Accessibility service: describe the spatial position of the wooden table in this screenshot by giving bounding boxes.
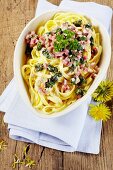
[0,0,113,170]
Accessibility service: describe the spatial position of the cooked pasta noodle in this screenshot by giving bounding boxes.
[22,12,102,114]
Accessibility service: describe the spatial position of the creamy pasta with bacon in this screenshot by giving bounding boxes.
[22,12,102,114]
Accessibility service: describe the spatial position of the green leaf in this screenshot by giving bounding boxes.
[37,41,42,51]
[35,63,44,71]
[73,20,82,27]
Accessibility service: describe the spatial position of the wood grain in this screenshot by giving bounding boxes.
[0,0,113,170]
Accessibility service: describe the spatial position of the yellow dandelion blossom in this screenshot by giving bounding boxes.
[92,80,113,102]
[89,103,111,121]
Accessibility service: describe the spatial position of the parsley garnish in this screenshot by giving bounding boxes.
[42,48,52,59]
[70,39,79,50]
[45,72,62,88]
[90,36,94,46]
[63,29,75,39]
[37,41,42,51]
[78,76,86,85]
[75,88,86,96]
[56,28,63,34]
[85,23,92,29]
[80,57,85,64]
[69,64,75,72]
[73,20,82,27]
[79,36,87,41]
[35,63,43,71]
[47,64,58,73]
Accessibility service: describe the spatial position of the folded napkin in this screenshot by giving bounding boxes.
[0,0,112,154]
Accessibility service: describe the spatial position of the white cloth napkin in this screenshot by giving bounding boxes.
[0,0,112,154]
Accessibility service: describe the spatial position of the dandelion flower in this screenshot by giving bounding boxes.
[89,103,111,121]
[92,80,113,102]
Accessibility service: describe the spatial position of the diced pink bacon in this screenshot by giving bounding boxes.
[83,56,87,60]
[30,38,38,47]
[39,36,45,46]
[62,57,72,66]
[48,45,54,52]
[48,34,56,42]
[38,87,47,94]
[62,79,70,92]
[25,31,38,48]
[76,70,81,77]
[54,49,69,58]
[83,28,89,36]
[43,63,48,69]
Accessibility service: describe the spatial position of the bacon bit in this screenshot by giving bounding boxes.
[77,31,82,35]
[38,87,47,94]
[88,68,93,73]
[87,40,90,44]
[91,47,98,55]
[55,49,69,58]
[91,73,97,79]
[48,45,54,52]
[83,28,89,36]
[62,57,71,66]
[30,38,38,48]
[62,79,70,92]
[76,70,81,76]
[83,56,87,60]
[43,63,48,69]
[84,67,88,72]
[38,83,47,94]
[39,36,45,45]
[69,25,76,31]
[49,34,56,41]
[25,31,38,47]
[76,94,82,99]
[77,54,82,59]
[90,62,96,67]
[94,66,100,73]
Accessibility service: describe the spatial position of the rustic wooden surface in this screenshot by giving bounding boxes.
[0,0,113,170]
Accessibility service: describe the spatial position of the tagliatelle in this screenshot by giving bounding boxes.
[22,12,102,114]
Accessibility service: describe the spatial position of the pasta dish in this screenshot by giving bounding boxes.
[22,12,102,114]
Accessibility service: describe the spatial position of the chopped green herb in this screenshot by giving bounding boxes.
[55,71,62,77]
[77,43,83,51]
[73,20,82,27]
[63,29,75,39]
[56,28,62,34]
[69,39,79,50]
[69,64,75,72]
[75,88,86,96]
[85,23,92,29]
[35,63,44,71]
[56,34,64,41]
[47,64,58,73]
[90,36,94,46]
[80,57,85,64]
[45,72,62,88]
[69,54,75,61]
[45,81,55,88]
[42,48,52,59]
[37,41,42,51]
[46,32,51,35]
[78,76,86,85]
[79,36,87,41]
[54,42,63,52]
